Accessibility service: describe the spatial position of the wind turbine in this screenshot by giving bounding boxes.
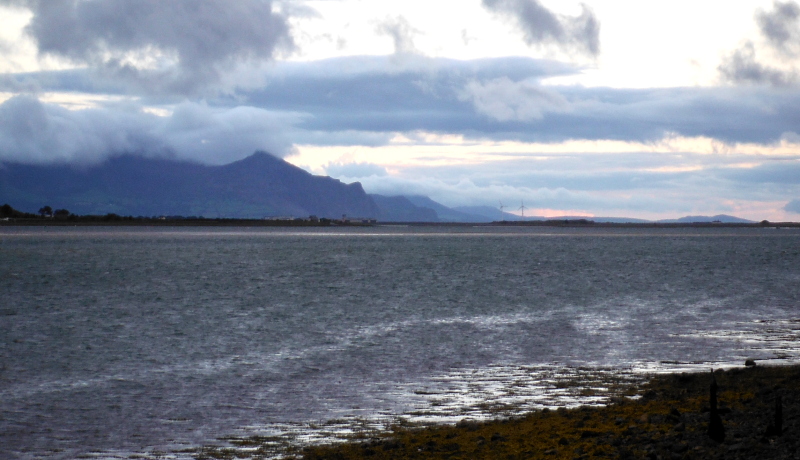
[499,201,506,221]
[519,200,527,220]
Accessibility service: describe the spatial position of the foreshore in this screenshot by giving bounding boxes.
[248,364,800,460]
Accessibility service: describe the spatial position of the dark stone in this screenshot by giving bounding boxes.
[727,443,744,451]
[456,418,480,431]
[381,440,403,450]
[441,443,460,452]
[671,442,688,453]
[745,358,757,367]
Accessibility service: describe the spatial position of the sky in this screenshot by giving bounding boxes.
[1,0,800,220]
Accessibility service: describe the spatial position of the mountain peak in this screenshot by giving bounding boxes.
[0,152,379,219]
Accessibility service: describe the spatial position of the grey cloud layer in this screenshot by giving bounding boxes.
[331,153,800,215]
[4,0,292,94]
[5,56,800,156]
[482,0,599,56]
[235,56,800,145]
[786,199,800,213]
[0,96,294,165]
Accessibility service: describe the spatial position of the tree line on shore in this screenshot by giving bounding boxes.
[1,203,132,221]
[0,203,340,225]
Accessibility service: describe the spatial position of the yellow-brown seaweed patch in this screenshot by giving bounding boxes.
[283,365,800,460]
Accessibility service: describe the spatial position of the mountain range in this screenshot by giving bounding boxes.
[0,151,755,223]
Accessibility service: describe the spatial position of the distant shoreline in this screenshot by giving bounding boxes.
[1,217,799,228]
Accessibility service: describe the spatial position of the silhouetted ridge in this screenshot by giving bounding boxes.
[0,152,379,219]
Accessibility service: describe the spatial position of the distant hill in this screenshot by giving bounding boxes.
[452,205,530,221]
[0,152,379,219]
[548,216,651,224]
[657,214,755,224]
[369,195,438,222]
[404,196,490,222]
[0,155,761,223]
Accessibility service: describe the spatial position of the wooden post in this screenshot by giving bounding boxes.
[708,369,725,442]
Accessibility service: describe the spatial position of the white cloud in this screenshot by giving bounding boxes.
[375,16,422,55]
[325,161,388,178]
[459,77,568,121]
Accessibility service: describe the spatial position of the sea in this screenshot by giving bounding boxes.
[1,225,799,459]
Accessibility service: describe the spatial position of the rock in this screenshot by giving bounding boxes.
[456,418,480,431]
[671,442,688,453]
[580,430,601,439]
[745,358,756,367]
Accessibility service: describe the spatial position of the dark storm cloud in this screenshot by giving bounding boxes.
[482,0,599,57]
[4,0,292,95]
[720,1,800,86]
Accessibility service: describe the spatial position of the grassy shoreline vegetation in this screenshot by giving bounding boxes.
[194,364,799,460]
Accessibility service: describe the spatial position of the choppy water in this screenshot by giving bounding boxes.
[1,226,799,459]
